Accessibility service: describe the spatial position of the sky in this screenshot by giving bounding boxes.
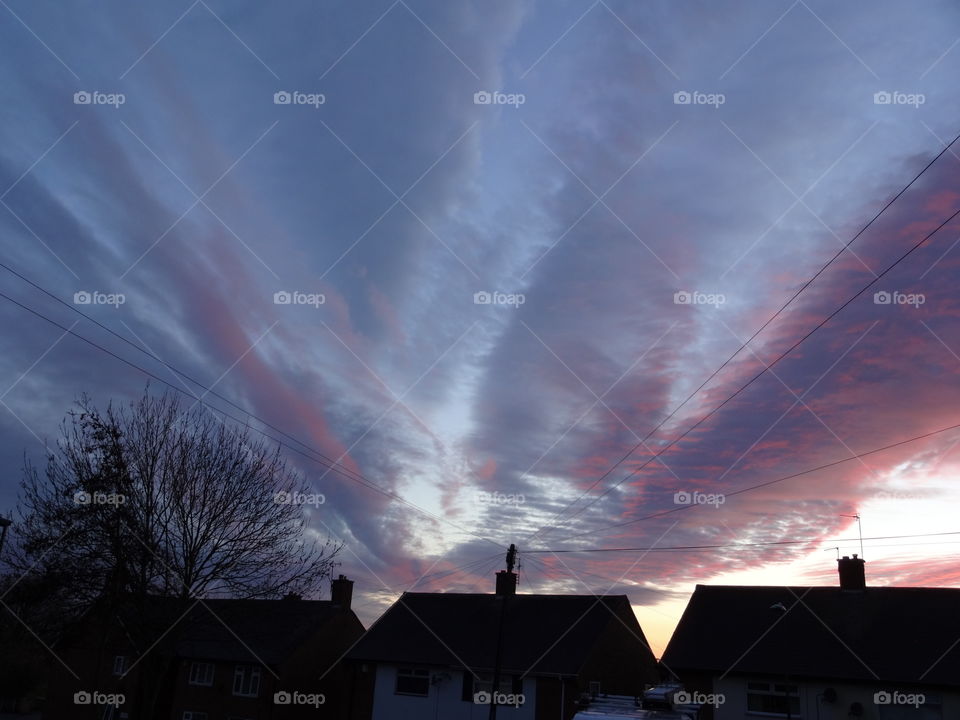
[2,0,960,656]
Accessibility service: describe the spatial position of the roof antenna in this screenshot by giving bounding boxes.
[825,547,840,559]
[840,513,864,558]
[506,543,517,573]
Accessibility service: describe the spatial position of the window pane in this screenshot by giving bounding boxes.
[396,668,430,696]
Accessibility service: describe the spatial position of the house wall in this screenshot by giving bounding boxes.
[276,610,367,719]
[168,658,277,719]
[370,664,536,720]
[709,675,960,720]
[44,632,144,720]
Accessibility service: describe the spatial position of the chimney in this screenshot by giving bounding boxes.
[495,570,517,596]
[837,554,866,591]
[495,543,519,596]
[331,574,353,609]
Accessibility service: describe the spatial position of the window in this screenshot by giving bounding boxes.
[182,713,208,720]
[395,667,430,696]
[112,655,126,676]
[188,662,214,686]
[461,673,522,701]
[747,681,800,717]
[232,665,261,697]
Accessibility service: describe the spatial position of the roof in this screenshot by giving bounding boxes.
[661,584,960,687]
[103,596,358,666]
[348,592,650,675]
[173,598,353,665]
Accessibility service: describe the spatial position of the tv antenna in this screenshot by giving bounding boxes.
[839,513,864,557]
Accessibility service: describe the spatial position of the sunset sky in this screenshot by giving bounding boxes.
[2,0,960,656]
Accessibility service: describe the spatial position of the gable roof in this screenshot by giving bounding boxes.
[173,598,357,665]
[661,585,960,687]
[348,592,653,676]
[92,596,360,666]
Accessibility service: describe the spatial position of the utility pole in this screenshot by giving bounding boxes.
[489,544,517,720]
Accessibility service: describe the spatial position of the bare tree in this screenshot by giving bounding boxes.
[6,388,342,717]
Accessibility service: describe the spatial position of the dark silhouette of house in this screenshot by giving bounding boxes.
[661,555,960,719]
[347,568,660,720]
[45,575,364,719]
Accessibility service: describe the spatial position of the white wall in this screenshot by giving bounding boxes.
[711,676,959,720]
[371,665,536,720]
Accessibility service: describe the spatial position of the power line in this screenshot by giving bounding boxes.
[537,202,960,541]
[526,130,960,543]
[527,530,960,553]
[0,288,505,550]
[0,260,370,485]
[411,553,504,588]
[549,418,960,543]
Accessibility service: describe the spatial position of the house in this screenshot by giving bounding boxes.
[44,575,365,719]
[347,567,660,720]
[661,555,960,719]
